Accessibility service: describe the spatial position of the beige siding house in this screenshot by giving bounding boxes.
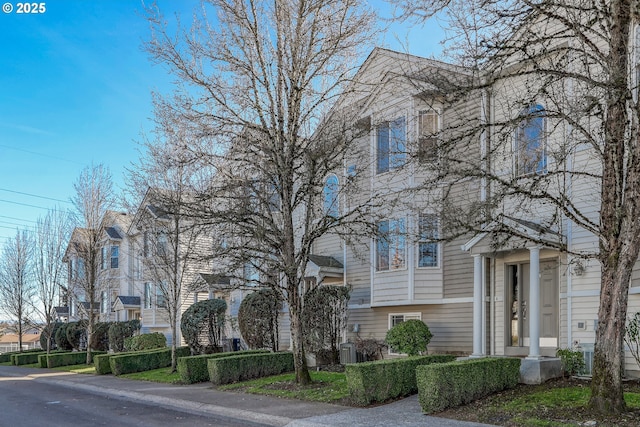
[312,48,480,357]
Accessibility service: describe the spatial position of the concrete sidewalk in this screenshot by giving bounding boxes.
[0,365,495,427]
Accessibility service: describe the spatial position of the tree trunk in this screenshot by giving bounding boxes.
[589,265,630,413]
[288,283,311,385]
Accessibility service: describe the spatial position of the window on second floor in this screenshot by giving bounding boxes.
[376,117,406,174]
[243,262,259,285]
[515,104,546,176]
[376,218,406,271]
[418,214,439,268]
[110,245,119,269]
[418,110,440,162]
[323,174,339,217]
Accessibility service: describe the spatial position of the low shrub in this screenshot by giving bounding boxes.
[417,357,521,414]
[207,352,294,385]
[110,346,190,375]
[345,354,455,406]
[124,332,166,351]
[42,351,106,368]
[556,348,586,377]
[12,351,45,366]
[0,348,43,363]
[94,350,139,375]
[385,319,433,356]
[177,350,268,384]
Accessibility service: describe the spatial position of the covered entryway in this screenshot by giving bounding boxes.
[462,216,565,360]
[506,260,558,356]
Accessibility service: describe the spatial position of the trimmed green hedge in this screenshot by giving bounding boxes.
[345,355,456,405]
[40,351,106,368]
[12,351,46,366]
[0,348,43,364]
[207,352,294,385]
[109,347,190,376]
[178,350,268,384]
[94,351,140,375]
[417,357,521,414]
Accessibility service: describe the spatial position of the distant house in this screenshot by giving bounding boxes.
[0,333,41,353]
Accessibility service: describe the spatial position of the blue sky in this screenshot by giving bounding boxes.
[0,0,443,247]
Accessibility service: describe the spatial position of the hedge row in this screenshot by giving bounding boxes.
[109,347,190,376]
[345,355,456,406]
[0,348,43,363]
[39,351,106,369]
[178,350,268,384]
[417,357,521,414]
[12,351,47,366]
[207,352,294,385]
[94,351,141,375]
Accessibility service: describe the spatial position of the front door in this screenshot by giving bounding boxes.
[506,260,558,355]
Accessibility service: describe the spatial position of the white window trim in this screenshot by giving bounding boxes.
[388,312,422,355]
[375,217,408,273]
[375,115,407,175]
[416,213,441,269]
[417,108,441,162]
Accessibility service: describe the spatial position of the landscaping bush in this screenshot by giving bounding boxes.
[90,322,112,352]
[385,319,433,356]
[181,298,227,354]
[66,320,87,350]
[110,346,190,375]
[93,350,137,375]
[345,354,455,405]
[302,285,350,365]
[108,320,140,352]
[238,289,281,352]
[556,348,586,377]
[42,351,106,368]
[124,332,166,351]
[54,323,74,351]
[0,348,43,363]
[207,352,294,385]
[12,351,45,366]
[177,350,269,384]
[417,357,521,414]
[40,322,62,351]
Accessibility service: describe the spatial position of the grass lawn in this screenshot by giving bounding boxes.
[219,371,350,404]
[118,367,182,384]
[51,364,96,374]
[438,377,640,427]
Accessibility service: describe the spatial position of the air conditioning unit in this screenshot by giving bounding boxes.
[340,342,357,364]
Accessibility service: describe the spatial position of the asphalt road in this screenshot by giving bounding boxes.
[0,370,271,427]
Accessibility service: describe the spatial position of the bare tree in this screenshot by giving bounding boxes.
[128,116,211,372]
[32,208,74,353]
[71,164,115,364]
[391,0,640,414]
[0,230,35,352]
[144,0,377,384]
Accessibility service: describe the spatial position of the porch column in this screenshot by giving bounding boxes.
[528,246,541,359]
[471,254,484,357]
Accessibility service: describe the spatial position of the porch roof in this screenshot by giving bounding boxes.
[461,215,565,256]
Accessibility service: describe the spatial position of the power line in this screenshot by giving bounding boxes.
[0,188,71,204]
[0,215,37,224]
[0,198,53,211]
[0,143,83,165]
